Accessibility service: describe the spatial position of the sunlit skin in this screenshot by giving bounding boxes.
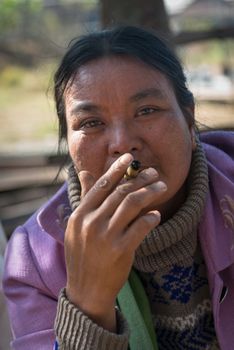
[64,56,196,332]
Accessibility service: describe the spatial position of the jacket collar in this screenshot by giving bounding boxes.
[37,183,71,245]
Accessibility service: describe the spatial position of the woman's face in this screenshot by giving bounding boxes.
[65,56,195,215]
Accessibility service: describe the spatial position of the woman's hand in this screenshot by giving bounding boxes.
[65,153,167,331]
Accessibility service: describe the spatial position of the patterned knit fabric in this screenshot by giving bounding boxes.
[138,247,219,350]
[67,138,220,350]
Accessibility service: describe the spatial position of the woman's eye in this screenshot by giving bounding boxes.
[137,107,158,116]
[80,119,103,129]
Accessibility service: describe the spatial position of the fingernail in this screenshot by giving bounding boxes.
[146,212,161,224]
[143,168,158,177]
[119,153,133,165]
[78,171,94,183]
[157,181,167,191]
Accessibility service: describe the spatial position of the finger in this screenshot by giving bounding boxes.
[97,167,159,217]
[122,211,161,251]
[77,153,133,212]
[109,180,167,233]
[78,171,96,199]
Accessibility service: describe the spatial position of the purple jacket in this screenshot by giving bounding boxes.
[3,131,234,350]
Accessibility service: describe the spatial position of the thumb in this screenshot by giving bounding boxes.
[78,170,96,199]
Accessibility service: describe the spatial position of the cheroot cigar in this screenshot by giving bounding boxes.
[124,160,141,180]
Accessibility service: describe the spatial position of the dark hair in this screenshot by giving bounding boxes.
[54,26,194,150]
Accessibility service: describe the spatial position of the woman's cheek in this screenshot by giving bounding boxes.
[68,132,106,178]
[68,132,89,169]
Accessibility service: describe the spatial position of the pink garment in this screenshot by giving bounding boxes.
[198,132,234,350]
[0,223,12,350]
[3,131,234,350]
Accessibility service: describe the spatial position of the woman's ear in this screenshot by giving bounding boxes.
[184,105,195,127]
[190,127,197,151]
[183,105,197,150]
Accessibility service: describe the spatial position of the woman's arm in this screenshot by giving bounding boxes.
[3,224,129,350]
[3,226,56,350]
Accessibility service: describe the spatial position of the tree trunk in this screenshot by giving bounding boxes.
[100,0,171,37]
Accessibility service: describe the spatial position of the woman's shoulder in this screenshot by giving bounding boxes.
[200,130,234,178]
[3,183,69,297]
[20,182,70,238]
[200,130,234,160]
[5,182,69,269]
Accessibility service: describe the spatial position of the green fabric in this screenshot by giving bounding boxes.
[117,269,158,350]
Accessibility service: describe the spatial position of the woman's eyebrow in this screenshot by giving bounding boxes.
[129,88,166,102]
[69,101,101,116]
[69,88,166,116]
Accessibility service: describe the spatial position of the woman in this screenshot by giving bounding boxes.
[3,26,234,350]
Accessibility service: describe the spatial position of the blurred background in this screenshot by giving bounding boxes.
[0,0,234,238]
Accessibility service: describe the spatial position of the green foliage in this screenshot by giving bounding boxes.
[0,0,20,30]
[0,0,42,32]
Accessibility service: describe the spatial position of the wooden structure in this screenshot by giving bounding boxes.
[0,153,67,238]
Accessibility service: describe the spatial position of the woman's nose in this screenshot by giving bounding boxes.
[108,124,142,157]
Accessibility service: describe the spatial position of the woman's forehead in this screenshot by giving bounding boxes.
[66,56,174,101]
[73,55,165,81]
